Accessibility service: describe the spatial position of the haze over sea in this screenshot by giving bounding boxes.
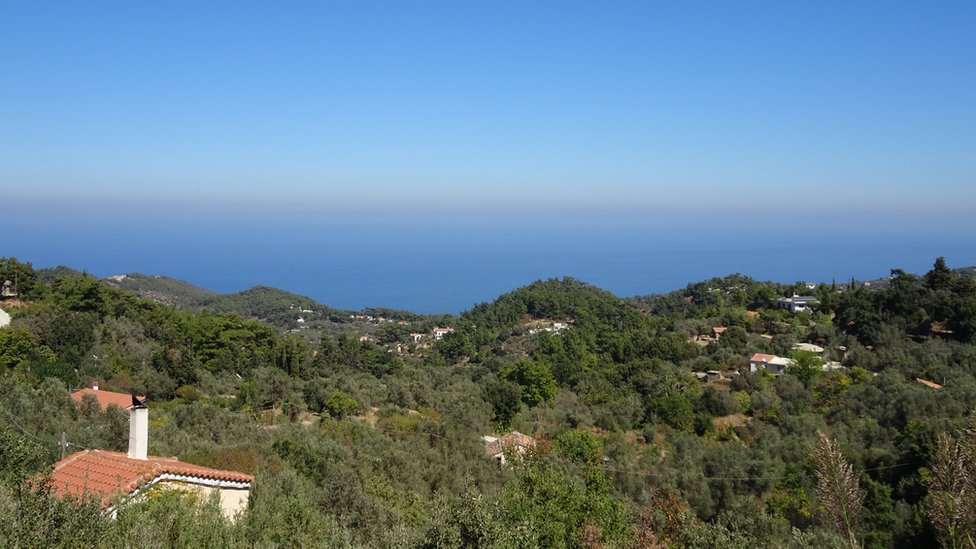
[6,202,974,314]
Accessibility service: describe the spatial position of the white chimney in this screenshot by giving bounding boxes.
[128,405,148,460]
[92,382,99,391]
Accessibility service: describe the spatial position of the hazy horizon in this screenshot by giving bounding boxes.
[6,208,973,313]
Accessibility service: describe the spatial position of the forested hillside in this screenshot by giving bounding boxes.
[2,256,976,548]
[103,273,351,333]
[102,272,219,307]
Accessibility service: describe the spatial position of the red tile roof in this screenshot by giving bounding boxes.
[50,450,254,509]
[750,353,776,363]
[70,388,140,411]
[712,327,727,334]
[484,431,535,456]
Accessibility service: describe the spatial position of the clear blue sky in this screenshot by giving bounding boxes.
[3,1,975,221]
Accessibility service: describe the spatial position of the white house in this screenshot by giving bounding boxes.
[791,342,825,354]
[749,353,791,376]
[777,295,818,313]
[432,327,454,340]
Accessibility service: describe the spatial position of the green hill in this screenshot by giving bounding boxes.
[103,273,217,307]
[200,285,346,324]
[460,276,645,332]
[438,277,657,365]
[101,273,353,332]
[35,265,85,283]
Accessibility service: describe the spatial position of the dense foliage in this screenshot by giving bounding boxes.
[1,256,975,547]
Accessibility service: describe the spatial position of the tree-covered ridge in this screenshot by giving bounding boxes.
[0,273,294,399]
[99,271,447,341]
[632,272,810,317]
[103,272,219,307]
[832,259,976,346]
[439,277,653,360]
[2,256,976,547]
[201,285,347,324]
[464,277,646,328]
[100,272,443,340]
[103,272,352,331]
[35,265,85,284]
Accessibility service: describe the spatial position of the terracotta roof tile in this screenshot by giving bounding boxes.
[50,450,253,509]
[70,388,139,411]
[483,431,535,456]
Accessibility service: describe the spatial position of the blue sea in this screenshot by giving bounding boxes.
[5,204,975,314]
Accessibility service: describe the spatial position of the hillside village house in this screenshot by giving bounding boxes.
[432,327,454,340]
[482,431,535,465]
[70,383,143,411]
[777,295,818,313]
[527,321,570,335]
[749,353,791,376]
[791,342,825,354]
[52,393,253,519]
[750,351,844,376]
